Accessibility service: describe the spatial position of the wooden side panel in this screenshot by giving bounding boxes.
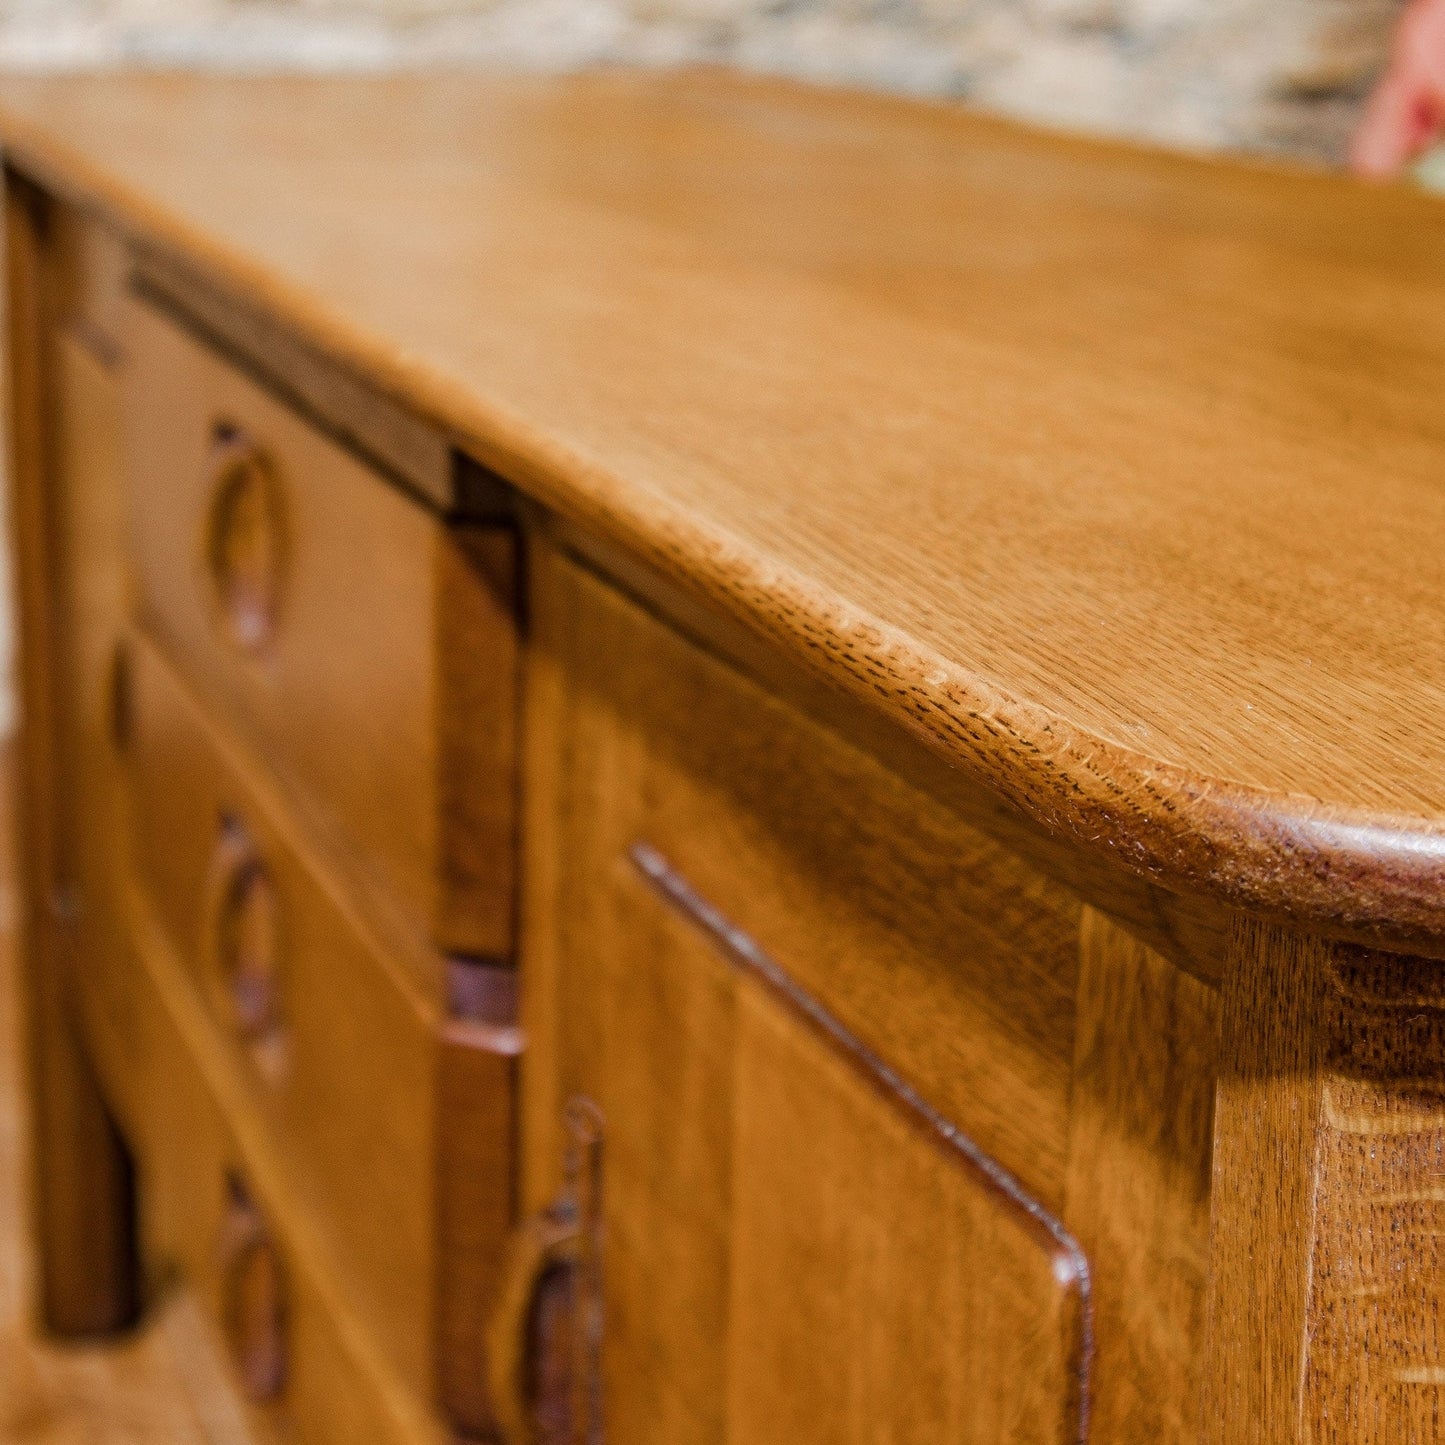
[433,1012,522,1437]
[561,874,739,1445]
[536,847,1087,1445]
[1205,920,1325,1445]
[3,172,137,1334]
[528,765,738,1445]
[50,334,127,898]
[433,525,520,961]
[1063,908,1217,1445]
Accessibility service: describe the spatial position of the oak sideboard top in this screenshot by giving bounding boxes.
[2,68,1443,942]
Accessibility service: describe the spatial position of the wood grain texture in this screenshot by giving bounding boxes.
[116,887,448,1445]
[540,511,1233,988]
[123,630,519,1437]
[525,544,1081,1208]
[1,70,1444,940]
[1302,945,1445,1441]
[434,994,521,1438]
[123,296,519,965]
[0,748,251,1445]
[1205,919,1325,1445]
[521,542,1089,1442]
[1206,922,1445,1443]
[725,966,1086,1445]
[123,630,437,1393]
[3,171,137,1338]
[132,260,456,510]
[433,523,521,966]
[533,842,1088,1445]
[1063,908,1217,1445]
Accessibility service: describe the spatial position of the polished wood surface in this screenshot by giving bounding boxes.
[523,543,1082,1207]
[2,69,1444,943]
[3,171,137,1339]
[134,264,457,510]
[124,297,519,966]
[0,746,247,1445]
[1207,923,1445,1444]
[6,187,514,1440]
[9,75,1445,1445]
[123,630,516,1417]
[522,547,1090,1442]
[1063,909,1216,1445]
[115,892,446,1445]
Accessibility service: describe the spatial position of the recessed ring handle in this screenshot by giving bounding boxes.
[203,426,285,652]
[204,814,284,1060]
[218,1173,287,1403]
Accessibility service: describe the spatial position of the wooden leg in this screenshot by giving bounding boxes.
[6,172,139,1337]
[22,912,138,1335]
[1206,918,1445,1444]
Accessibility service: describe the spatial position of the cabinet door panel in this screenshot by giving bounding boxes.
[520,545,1089,1444]
[728,977,1081,1445]
[595,880,735,1445]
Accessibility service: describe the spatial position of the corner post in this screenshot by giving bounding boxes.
[1206,916,1445,1444]
[5,167,137,1334]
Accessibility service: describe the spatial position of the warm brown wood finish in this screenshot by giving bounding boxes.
[4,171,137,1337]
[1064,909,1217,1445]
[1207,923,1445,1444]
[523,547,1081,1207]
[7,71,1445,1445]
[5,186,523,1439]
[522,549,1090,1442]
[122,630,519,1425]
[124,297,519,966]
[133,258,458,510]
[0,748,247,1445]
[109,893,450,1445]
[5,70,1445,946]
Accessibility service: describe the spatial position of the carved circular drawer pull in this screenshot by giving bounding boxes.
[204,426,285,652]
[219,1175,288,1403]
[207,815,284,1067]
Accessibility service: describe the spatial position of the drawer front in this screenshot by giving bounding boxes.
[74,914,446,1445]
[122,296,518,959]
[123,631,518,1433]
[515,551,1089,1443]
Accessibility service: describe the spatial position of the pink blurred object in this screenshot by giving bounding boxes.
[1352,0,1445,176]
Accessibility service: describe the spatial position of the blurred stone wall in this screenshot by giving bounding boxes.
[0,0,1405,160]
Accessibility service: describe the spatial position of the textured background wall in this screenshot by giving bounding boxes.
[0,0,1406,161]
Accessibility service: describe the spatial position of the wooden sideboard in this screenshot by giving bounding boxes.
[2,68,1444,1445]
